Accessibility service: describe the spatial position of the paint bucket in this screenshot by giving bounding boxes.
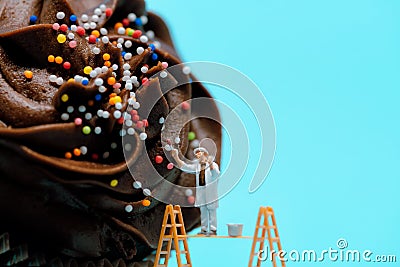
[227,223,243,237]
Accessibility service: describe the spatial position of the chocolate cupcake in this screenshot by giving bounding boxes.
[0,0,221,266]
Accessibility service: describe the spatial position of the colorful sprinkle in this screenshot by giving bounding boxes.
[105,8,112,17]
[81,77,89,85]
[48,55,55,62]
[69,40,77,48]
[88,34,97,44]
[132,30,142,39]
[70,14,77,22]
[59,24,68,32]
[110,179,118,187]
[65,152,72,159]
[187,196,195,204]
[61,94,69,102]
[167,163,174,170]
[57,33,67,43]
[29,15,37,24]
[24,70,33,79]
[188,132,196,141]
[83,66,92,75]
[142,199,151,207]
[181,101,190,110]
[155,155,163,164]
[143,188,151,196]
[91,30,100,37]
[74,118,82,125]
[63,61,71,70]
[102,53,110,60]
[82,126,91,135]
[76,26,85,36]
[107,76,116,85]
[73,148,81,156]
[52,23,60,30]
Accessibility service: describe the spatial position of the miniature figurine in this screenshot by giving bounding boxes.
[171,147,220,236]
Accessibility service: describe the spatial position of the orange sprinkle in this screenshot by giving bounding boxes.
[102,53,110,61]
[142,199,151,207]
[109,98,116,105]
[24,70,33,79]
[91,30,100,37]
[107,76,116,85]
[68,78,75,83]
[73,148,81,156]
[48,55,55,63]
[55,56,63,64]
[104,60,111,67]
[65,152,72,159]
[114,22,123,31]
[109,93,117,98]
[112,41,117,46]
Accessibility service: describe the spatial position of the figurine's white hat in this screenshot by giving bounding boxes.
[193,147,209,155]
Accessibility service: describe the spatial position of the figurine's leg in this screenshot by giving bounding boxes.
[199,205,208,234]
[209,208,217,234]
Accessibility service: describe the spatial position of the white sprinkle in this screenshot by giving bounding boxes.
[122,76,130,82]
[124,53,132,60]
[97,109,104,117]
[124,143,132,151]
[74,75,83,83]
[103,151,109,159]
[78,105,86,112]
[136,47,144,55]
[99,4,106,11]
[56,12,65,20]
[146,30,155,39]
[49,75,57,82]
[174,137,181,144]
[61,113,69,120]
[85,113,92,120]
[117,27,125,35]
[164,144,172,151]
[56,77,63,85]
[123,70,131,76]
[143,188,151,196]
[125,83,133,90]
[95,67,102,74]
[132,102,140,109]
[67,106,74,113]
[103,111,110,119]
[70,25,77,31]
[100,28,108,35]
[83,22,90,30]
[133,181,142,189]
[92,47,101,54]
[140,16,148,25]
[90,70,98,78]
[116,43,123,49]
[112,64,118,70]
[141,66,148,73]
[139,35,148,43]
[101,36,109,44]
[123,63,131,70]
[128,13,137,22]
[124,40,132,48]
[91,15,99,22]
[160,70,167,78]
[95,78,103,86]
[130,76,138,82]
[127,127,135,135]
[130,92,136,98]
[190,139,200,148]
[94,8,102,16]
[139,132,147,141]
[67,32,75,39]
[89,22,97,29]
[101,66,109,73]
[125,119,133,127]
[128,98,135,105]
[125,205,133,213]
[115,102,123,110]
[94,126,102,134]
[185,189,193,197]
[111,142,117,149]
[113,110,122,119]
[80,146,88,155]
[81,14,89,22]
[182,66,191,75]
[159,117,165,124]
[98,85,107,93]
[119,129,126,136]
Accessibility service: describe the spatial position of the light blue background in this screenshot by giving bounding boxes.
[146,0,400,266]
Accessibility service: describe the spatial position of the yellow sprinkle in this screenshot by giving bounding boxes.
[83,66,92,75]
[68,78,74,83]
[103,53,110,61]
[91,30,100,37]
[61,94,69,102]
[110,179,118,187]
[24,70,33,79]
[48,55,55,62]
[114,96,122,103]
[55,56,63,64]
[57,34,67,43]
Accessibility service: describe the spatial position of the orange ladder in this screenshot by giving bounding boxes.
[153,205,192,267]
[248,206,285,267]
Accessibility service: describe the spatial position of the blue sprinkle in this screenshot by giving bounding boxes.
[135,18,142,26]
[82,78,89,85]
[70,15,77,23]
[29,15,37,24]
[149,44,156,51]
[121,51,126,57]
[95,94,102,101]
[189,78,193,83]
[151,53,158,60]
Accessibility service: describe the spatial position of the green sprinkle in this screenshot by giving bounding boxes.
[82,126,91,135]
[188,131,196,141]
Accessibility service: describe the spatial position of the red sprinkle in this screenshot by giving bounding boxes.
[132,30,142,38]
[117,117,124,124]
[136,121,144,128]
[167,163,174,170]
[105,8,112,17]
[141,77,149,85]
[76,26,85,36]
[74,118,82,125]
[63,61,71,70]
[142,119,148,127]
[88,34,97,44]
[59,24,68,32]
[181,101,190,111]
[132,114,140,122]
[122,18,130,27]
[130,110,138,116]
[155,155,163,164]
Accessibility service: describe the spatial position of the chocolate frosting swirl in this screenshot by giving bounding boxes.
[0,0,221,264]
